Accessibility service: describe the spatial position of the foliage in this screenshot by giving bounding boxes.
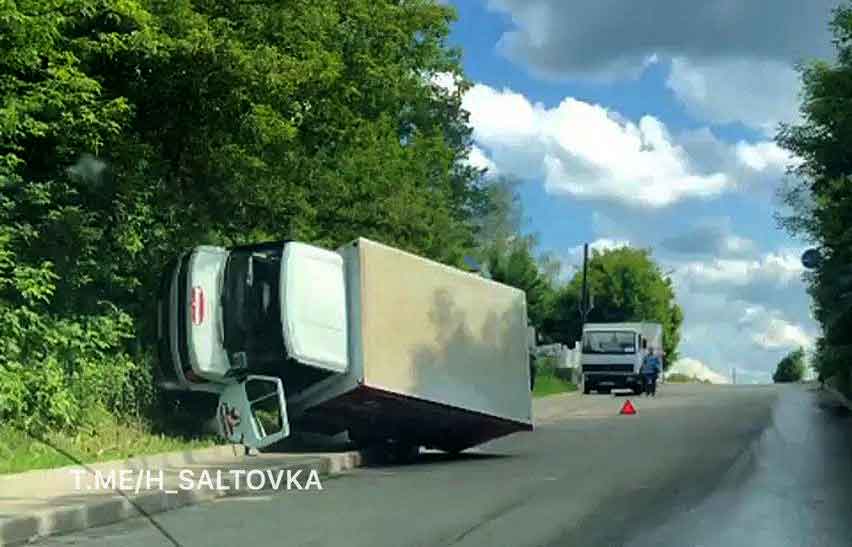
[0,302,150,432]
[541,247,682,367]
[776,3,852,388]
[0,414,214,475]
[772,347,807,383]
[532,375,577,398]
[482,233,557,330]
[0,0,486,434]
[532,356,577,398]
[475,176,558,330]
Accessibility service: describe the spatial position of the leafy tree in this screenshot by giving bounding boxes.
[772,348,807,383]
[542,247,682,368]
[776,3,852,387]
[483,234,557,330]
[473,176,558,330]
[0,0,491,432]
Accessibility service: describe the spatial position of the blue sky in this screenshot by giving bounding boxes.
[441,0,838,383]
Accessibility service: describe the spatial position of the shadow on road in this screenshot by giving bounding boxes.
[266,433,354,454]
[362,450,511,469]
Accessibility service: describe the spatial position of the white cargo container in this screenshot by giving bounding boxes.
[157,238,533,457]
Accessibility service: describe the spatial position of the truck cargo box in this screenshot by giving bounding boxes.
[291,238,533,451]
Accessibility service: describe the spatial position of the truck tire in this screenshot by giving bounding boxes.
[583,383,592,394]
[367,442,419,465]
[389,443,420,464]
[350,430,419,465]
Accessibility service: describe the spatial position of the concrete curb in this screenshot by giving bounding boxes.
[0,451,362,547]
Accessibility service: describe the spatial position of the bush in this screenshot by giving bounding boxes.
[0,303,151,433]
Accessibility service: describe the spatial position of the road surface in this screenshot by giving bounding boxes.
[34,384,852,547]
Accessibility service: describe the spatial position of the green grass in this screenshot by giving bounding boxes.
[533,374,578,398]
[0,416,217,475]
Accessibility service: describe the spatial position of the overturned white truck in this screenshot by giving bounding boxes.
[157,238,533,458]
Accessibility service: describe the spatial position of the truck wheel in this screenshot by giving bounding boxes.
[392,443,420,464]
[583,383,592,394]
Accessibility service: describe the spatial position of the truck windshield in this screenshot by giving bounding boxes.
[222,244,286,371]
[583,331,637,354]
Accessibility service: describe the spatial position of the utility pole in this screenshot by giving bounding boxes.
[580,243,589,323]
[732,368,737,385]
[578,243,592,344]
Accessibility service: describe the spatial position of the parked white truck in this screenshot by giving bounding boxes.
[156,237,533,458]
[580,322,663,395]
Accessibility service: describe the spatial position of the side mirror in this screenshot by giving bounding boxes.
[642,339,648,349]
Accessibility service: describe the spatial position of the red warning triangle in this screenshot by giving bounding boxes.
[620,400,637,415]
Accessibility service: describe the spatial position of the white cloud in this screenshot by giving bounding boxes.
[430,71,460,95]
[564,238,630,264]
[486,0,833,80]
[462,84,796,207]
[660,222,756,258]
[462,84,733,207]
[675,250,805,291]
[677,128,794,198]
[667,357,731,384]
[664,247,818,377]
[588,238,630,253]
[484,1,834,130]
[558,238,631,278]
[735,141,796,172]
[739,306,815,351]
[465,145,499,175]
[667,58,802,133]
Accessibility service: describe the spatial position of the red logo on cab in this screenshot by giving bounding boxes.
[191,286,205,326]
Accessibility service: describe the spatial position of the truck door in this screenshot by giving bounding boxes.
[280,243,349,373]
[216,375,289,448]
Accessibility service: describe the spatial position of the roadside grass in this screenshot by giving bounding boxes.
[533,374,578,398]
[532,356,578,398]
[0,414,217,475]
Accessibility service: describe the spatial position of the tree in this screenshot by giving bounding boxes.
[474,177,557,331]
[772,348,807,383]
[776,3,852,388]
[482,234,557,330]
[542,247,682,368]
[0,0,491,431]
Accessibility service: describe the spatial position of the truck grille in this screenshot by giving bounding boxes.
[582,364,634,373]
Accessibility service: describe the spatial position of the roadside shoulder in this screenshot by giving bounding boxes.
[0,446,362,546]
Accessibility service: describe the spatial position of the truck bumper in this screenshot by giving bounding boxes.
[583,373,641,389]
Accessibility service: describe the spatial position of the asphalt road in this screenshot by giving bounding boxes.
[35,383,852,547]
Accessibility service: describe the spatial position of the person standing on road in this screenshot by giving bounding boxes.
[640,348,662,397]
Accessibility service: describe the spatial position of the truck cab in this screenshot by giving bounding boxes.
[580,322,663,394]
[156,240,350,447]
